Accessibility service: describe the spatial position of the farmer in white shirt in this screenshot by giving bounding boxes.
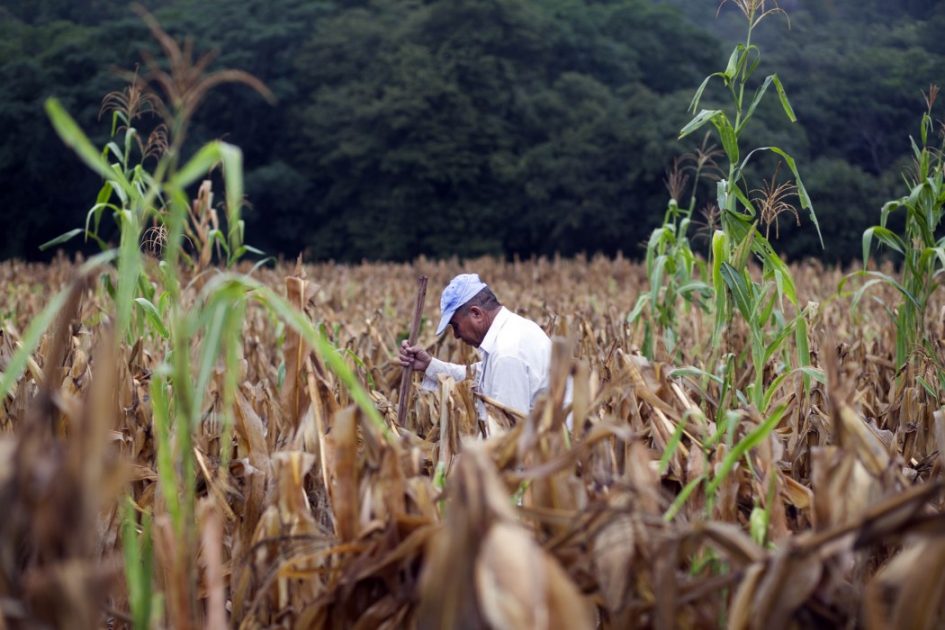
[398,273,556,423]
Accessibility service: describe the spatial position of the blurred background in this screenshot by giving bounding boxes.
[1,0,942,264]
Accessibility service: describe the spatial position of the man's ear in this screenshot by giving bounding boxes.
[468,305,483,320]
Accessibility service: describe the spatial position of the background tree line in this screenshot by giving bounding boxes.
[2,0,944,263]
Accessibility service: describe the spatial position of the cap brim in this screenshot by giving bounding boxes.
[436,309,455,336]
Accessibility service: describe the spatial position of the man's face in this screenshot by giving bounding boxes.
[449,306,486,347]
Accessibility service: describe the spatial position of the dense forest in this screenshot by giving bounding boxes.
[2,0,944,263]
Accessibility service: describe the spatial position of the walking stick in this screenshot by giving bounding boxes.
[397,275,428,426]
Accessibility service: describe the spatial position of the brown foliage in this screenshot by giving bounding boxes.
[0,255,944,627]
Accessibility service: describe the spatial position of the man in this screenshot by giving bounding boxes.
[398,273,558,424]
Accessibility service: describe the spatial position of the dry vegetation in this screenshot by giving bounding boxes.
[1,254,944,628]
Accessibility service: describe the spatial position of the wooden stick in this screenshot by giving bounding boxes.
[397,275,428,426]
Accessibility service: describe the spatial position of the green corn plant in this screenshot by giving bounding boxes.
[860,86,945,376]
[659,1,826,547]
[5,10,394,626]
[678,0,822,411]
[122,497,157,630]
[628,139,721,361]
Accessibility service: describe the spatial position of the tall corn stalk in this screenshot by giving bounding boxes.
[2,10,391,628]
[658,0,825,544]
[860,86,945,378]
[676,0,822,407]
[628,139,721,361]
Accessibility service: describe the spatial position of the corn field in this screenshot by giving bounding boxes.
[6,2,945,627]
[2,253,945,628]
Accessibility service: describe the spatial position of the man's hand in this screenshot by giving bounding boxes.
[398,340,432,373]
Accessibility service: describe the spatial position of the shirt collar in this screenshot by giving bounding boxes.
[479,307,510,355]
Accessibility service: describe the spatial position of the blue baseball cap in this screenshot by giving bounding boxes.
[436,273,488,335]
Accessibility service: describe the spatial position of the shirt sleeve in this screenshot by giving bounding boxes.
[483,355,532,416]
[420,357,473,392]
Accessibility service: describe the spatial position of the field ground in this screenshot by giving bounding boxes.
[1,255,943,628]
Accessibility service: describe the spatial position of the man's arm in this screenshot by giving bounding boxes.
[399,341,472,391]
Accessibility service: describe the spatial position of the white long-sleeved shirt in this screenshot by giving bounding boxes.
[421,307,554,419]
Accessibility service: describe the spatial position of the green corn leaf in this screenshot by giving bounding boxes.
[137,273,155,302]
[678,281,713,299]
[884,197,905,230]
[796,366,826,384]
[858,271,921,309]
[219,297,243,474]
[688,72,727,114]
[627,293,650,324]
[207,228,229,254]
[433,461,448,493]
[916,375,937,398]
[150,370,182,532]
[740,45,762,80]
[650,255,668,307]
[645,227,670,273]
[123,127,137,165]
[729,183,756,220]
[105,141,125,164]
[740,74,775,132]
[663,326,676,354]
[761,370,790,413]
[680,109,724,140]
[895,306,915,368]
[720,262,754,321]
[197,275,392,443]
[659,413,689,475]
[711,230,729,341]
[39,228,85,251]
[712,113,739,164]
[219,143,244,260]
[768,146,822,248]
[170,141,223,190]
[345,348,376,389]
[753,284,777,328]
[707,403,788,496]
[642,320,654,358]
[134,298,169,339]
[773,268,786,304]
[795,309,812,389]
[739,75,796,134]
[87,182,116,236]
[46,99,125,184]
[158,289,172,320]
[121,498,153,630]
[724,45,742,81]
[863,226,907,266]
[749,505,769,546]
[109,110,122,137]
[717,180,731,213]
[192,300,228,429]
[115,209,142,338]
[771,74,797,122]
[732,223,755,270]
[850,277,887,312]
[668,366,724,385]
[930,246,945,272]
[663,473,706,522]
[909,136,925,165]
[249,257,276,275]
[85,203,118,244]
[758,244,797,305]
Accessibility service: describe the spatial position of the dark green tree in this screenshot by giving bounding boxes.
[293,0,718,261]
